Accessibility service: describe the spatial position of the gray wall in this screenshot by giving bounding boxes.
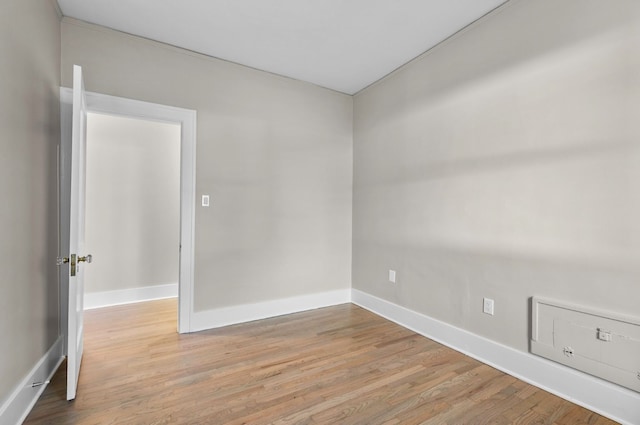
[0,0,61,405]
[85,113,180,294]
[61,18,353,312]
[353,0,640,352]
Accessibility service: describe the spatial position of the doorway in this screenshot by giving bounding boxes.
[59,88,196,336]
[84,113,181,310]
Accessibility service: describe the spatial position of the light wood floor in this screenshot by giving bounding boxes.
[25,299,617,425]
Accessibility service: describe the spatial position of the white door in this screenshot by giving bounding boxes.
[67,64,91,400]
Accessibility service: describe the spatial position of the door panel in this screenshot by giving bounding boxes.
[67,64,89,401]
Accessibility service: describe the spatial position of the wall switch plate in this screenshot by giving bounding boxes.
[483,298,495,315]
[202,195,210,207]
[388,270,396,283]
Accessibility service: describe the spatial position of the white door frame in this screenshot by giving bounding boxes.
[60,88,196,334]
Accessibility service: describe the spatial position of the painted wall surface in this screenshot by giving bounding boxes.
[61,19,353,311]
[0,0,61,405]
[85,113,180,294]
[353,0,640,352]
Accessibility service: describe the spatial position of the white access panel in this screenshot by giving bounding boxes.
[531,297,640,393]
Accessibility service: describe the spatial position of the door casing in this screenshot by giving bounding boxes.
[60,88,196,337]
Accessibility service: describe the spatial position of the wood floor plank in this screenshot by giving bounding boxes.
[24,299,619,424]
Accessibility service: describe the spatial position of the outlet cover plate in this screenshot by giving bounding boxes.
[483,298,495,315]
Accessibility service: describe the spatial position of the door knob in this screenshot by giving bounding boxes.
[78,254,93,263]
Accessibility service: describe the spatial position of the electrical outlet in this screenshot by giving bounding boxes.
[388,270,396,284]
[483,298,494,315]
[597,328,612,342]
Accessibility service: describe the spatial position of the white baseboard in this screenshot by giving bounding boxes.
[351,289,640,425]
[191,289,351,332]
[84,283,178,310]
[0,336,64,425]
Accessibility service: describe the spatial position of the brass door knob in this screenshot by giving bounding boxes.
[78,254,93,263]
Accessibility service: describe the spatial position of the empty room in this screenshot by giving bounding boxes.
[1,0,639,424]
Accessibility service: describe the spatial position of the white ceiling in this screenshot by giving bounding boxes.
[57,0,509,94]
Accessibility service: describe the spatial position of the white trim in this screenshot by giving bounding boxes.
[0,337,64,425]
[351,289,640,425]
[60,88,196,333]
[84,283,178,310]
[191,289,351,332]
